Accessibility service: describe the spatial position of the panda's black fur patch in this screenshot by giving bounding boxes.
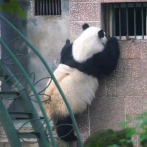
[60,37,120,79]
[98,29,104,39]
[82,23,89,30]
[54,115,77,142]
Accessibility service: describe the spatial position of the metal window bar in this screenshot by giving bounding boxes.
[119,4,121,39]
[50,0,53,15]
[43,0,46,15]
[48,0,51,15]
[112,4,115,37]
[37,1,40,15]
[126,3,129,39]
[107,4,110,38]
[54,0,56,15]
[45,0,48,15]
[104,4,107,37]
[46,0,48,15]
[40,0,43,15]
[35,0,38,15]
[55,0,58,14]
[105,4,108,38]
[42,0,44,15]
[57,0,60,15]
[59,0,61,15]
[134,3,136,39]
[51,0,54,15]
[142,3,144,39]
[35,0,61,16]
[146,7,147,35]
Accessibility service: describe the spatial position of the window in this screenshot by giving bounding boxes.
[102,3,147,40]
[35,0,61,16]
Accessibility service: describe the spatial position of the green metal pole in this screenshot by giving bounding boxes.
[0,99,22,147]
[0,14,83,147]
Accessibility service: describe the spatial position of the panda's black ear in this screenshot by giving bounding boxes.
[98,30,104,39]
[65,39,70,45]
[82,23,89,30]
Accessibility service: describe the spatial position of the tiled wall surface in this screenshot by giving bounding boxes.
[70,0,101,40]
[69,0,147,146]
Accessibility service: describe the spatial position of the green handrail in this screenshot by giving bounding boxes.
[0,14,83,146]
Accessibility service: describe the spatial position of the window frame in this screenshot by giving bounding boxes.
[34,0,61,16]
[102,2,147,40]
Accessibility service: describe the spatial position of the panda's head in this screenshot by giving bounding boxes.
[72,23,107,63]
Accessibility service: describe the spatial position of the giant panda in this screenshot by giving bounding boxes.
[44,23,120,143]
[60,23,120,79]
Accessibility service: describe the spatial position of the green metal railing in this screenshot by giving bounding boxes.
[0,14,83,147]
[0,62,50,147]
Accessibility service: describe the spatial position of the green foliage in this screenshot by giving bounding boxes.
[136,112,147,146]
[84,129,133,147]
[0,0,26,20]
[84,111,147,147]
[108,145,120,147]
[118,115,132,129]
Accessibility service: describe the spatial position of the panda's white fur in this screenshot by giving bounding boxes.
[73,27,107,62]
[44,64,98,118]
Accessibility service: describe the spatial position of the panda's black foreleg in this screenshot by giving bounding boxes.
[55,115,77,142]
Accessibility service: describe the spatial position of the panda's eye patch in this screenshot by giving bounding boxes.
[98,30,104,39]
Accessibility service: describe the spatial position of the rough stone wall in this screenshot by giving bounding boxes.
[69,0,147,146]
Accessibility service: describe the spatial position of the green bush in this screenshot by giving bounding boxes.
[84,112,147,147]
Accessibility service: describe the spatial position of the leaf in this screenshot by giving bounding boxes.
[108,145,120,147]
[119,139,126,143]
[16,7,26,20]
[0,0,26,20]
[119,139,132,144]
[0,5,2,11]
[136,112,147,120]
[126,139,132,143]
[126,115,132,122]
[126,128,137,137]
[140,121,147,129]
[9,0,19,4]
[140,135,147,141]
[118,121,129,128]
[2,4,15,14]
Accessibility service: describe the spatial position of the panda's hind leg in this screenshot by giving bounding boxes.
[55,115,77,142]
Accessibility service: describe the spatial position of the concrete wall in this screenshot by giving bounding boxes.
[27,0,70,115]
[27,0,70,71]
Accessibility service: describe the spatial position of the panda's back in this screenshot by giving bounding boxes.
[44,64,98,117]
[59,64,98,103]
